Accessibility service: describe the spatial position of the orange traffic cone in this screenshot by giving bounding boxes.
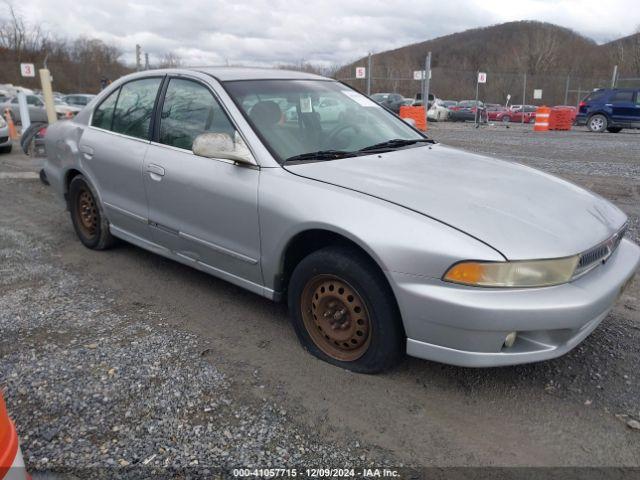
[3,108,18,140]
[0,393,27,480]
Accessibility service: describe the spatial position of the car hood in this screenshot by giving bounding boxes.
[285,143,627,260]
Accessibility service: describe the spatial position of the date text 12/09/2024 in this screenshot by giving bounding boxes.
[233,468,401,478]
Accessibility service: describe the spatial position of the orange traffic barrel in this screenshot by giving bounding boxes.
[0,393,26,480]
[399,106,427,131]
[534,106,551,132]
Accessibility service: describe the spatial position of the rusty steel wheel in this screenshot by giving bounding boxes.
[68,174,115,250]
[300,274,372,362]
[288,247,404,373]
[76,188,98,239]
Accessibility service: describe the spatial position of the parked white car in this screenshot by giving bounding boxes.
[427,99,450,121]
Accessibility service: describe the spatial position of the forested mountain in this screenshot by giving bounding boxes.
[336,21,639,104]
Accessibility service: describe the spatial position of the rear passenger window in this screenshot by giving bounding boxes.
[584,91,605,103]
[112,78,162,139]
[611,91,633,103]
[159,78,235,150]
[92,89,119,130]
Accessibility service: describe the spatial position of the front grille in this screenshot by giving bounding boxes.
[573,224,626,278]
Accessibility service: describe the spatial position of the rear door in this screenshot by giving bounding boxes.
[143,76,262,286]
[608,90,636,124]
[27,96,47,122]
[79,76,163,239]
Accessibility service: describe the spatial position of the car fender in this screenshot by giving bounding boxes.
[258,167,504,293]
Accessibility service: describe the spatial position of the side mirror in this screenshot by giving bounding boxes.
[403,117,417,127]
[192,132,255,165]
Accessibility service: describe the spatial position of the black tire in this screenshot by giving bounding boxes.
[0,144,11,154]
[288,246,404,373]
[606,127,622,133]
[68,174,115,250]
[501,116,511,123]
[587,114,608,132]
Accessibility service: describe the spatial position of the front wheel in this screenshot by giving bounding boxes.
[69,174,115,250]
[588,114,608,132]
[288,247,404,373]
[501,116,511,123]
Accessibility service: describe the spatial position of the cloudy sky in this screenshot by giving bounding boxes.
[3,0,639,67]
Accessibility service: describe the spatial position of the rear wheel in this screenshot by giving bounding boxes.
[288,246,404,373]
[501,115,511,123]
[69,175,115,250]
[588,114,607,132]
[606,127,622,133]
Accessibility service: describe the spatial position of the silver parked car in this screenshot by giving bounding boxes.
[1,95,81,123]
[44,68,639,373]
[62,94,96,108]
[0,114,12,153]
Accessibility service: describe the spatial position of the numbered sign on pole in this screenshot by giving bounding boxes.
[477,72,487,83]
[413,70,425,81]
[20,63,35,77]
[355,67,366,79]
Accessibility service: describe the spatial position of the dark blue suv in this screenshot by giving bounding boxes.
[576,88,640,132]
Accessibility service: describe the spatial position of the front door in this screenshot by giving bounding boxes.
[143,77,262,287]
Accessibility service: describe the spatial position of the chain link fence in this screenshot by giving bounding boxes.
[2,57,640,107]
[337,65,640,107]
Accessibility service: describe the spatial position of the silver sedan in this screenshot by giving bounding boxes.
[44,68,639,373]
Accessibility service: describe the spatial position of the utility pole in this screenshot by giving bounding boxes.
[366,53,372,96]
[564,75,570,105]
[474,71,480,127]
[136,44,142,71]
[144,52,150,70]
[521,72,527,125]
[611,65,618,88]
[423,51,431,125]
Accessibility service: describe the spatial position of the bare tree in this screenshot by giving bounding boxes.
[159,52,182,69]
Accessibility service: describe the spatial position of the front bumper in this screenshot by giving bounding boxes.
[0,126,10,147]
[393,238,640,367]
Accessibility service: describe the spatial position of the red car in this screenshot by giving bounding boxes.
[486,104,508,121]
[494,105,537,123]
[0,393,27,480]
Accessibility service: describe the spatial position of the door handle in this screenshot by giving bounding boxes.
[146,163,165,181]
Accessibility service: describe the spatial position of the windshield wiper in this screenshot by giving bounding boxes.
[283,150,357,164]
[358,138,434,152]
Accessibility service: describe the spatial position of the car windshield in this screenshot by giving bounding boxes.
[225,80,425,163]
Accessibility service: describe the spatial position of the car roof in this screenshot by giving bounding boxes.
[109,67,331,88]
[187,67,328,81]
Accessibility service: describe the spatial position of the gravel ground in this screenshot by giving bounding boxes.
[1,122,639,476]
[0,206,398,478]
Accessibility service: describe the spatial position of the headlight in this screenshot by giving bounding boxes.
[443,256,579,287]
